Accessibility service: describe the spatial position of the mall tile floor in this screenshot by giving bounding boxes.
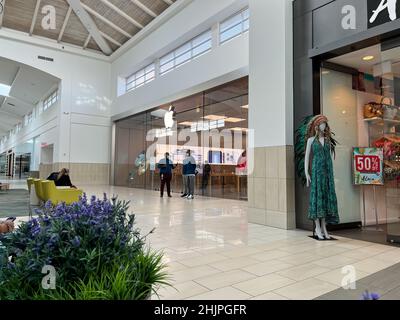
[5,179,400,300]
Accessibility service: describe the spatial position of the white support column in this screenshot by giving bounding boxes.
[154,58,161,79]
[247,0,295,230]
[211,22,220,49]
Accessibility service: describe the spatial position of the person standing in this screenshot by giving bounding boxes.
[182,150,196,199]
[201,160,212,193]
[158,152,176,198]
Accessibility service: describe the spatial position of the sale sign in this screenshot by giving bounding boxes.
[353,148,384,185]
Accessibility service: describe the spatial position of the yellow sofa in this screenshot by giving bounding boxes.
[41,180,83,205]
[33,179,45,201]
[27,178,34,193]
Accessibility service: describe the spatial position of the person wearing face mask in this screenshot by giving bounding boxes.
[182,150,196,199]
[304,115,339,240]
[158,152,177,198]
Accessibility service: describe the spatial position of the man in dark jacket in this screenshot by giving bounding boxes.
[202,160,212,192]
[157,153,176,198]
[182,150,196,199]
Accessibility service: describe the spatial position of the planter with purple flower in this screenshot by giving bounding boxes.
[0,194,170,300]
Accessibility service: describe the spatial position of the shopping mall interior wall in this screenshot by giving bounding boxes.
[0,37,112,184]
[111,0,249,121]
[247,0,295,229]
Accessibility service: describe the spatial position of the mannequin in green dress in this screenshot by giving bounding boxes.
[305,120,339,240]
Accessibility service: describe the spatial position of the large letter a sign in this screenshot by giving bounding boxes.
[368,0,400,28]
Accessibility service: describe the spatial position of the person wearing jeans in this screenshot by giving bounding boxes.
[182,150,196,199]
[158,152,176,198]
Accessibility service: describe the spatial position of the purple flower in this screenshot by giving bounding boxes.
[361,291,380,300]
[45,201,53,209]
[71,236,81,248]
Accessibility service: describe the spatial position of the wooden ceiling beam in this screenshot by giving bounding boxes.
[100,31,121,47]
[0,0,5,28]
[81,3,132,38]
[131,0,157,18]
[99,0,144,29]
[66,0,113,55]
[83,34,91,49]
[58,6,72,42]
[29,0,41,36]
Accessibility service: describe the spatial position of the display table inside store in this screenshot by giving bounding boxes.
[0,183,10,191]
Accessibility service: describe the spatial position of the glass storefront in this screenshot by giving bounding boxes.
[321,44,400,243]
[114,77,249,200]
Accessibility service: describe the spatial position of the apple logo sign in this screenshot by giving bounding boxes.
[164,105,175,129]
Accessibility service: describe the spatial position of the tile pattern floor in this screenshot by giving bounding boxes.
[6,179,400,300]
[317,261,400,300]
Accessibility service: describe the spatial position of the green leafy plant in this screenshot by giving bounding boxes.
[0,194,170,300]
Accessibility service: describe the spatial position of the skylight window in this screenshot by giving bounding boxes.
[0,83,11,97]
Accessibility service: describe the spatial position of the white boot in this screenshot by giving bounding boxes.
[321,218,331,240]
[314,219,324,240]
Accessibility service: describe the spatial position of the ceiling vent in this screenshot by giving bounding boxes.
[38,56,54,62]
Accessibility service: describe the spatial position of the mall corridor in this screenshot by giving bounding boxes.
[5,179,400,300]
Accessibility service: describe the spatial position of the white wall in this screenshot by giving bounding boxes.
[249,0,293,148]
[0,36,112,165]
[113,35,249,120]
[111,0,249,121]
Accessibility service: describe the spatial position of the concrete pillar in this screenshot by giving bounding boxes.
[247,0,295,229]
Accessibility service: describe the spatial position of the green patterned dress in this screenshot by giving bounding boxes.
[308,138,339,224]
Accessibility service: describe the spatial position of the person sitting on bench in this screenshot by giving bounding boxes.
[47,168,77,189]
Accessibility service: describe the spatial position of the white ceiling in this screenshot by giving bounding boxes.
[327,44,400,76]
[0,57,60,138]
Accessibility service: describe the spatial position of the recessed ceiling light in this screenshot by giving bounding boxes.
[203,115,226,121]
[321,70,330,75]
[224,117,246,123]
[179,121,194,126]
[241,104,249,109]
[363,55,375,61]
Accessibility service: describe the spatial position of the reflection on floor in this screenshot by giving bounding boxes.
[4,178,400,300]
[333,224,400,247]
[80,185,400,300]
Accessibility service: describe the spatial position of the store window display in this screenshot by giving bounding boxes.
[114,77,249,201]
[318,43,400,243]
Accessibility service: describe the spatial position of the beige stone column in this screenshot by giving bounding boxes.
[247,146,295,229]
[248,0,295,229]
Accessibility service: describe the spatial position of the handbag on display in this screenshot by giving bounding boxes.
[363,97,398,120]
[381,97,398,120]
[364,102,383,119]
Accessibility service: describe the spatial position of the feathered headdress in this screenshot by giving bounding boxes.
[295,115,338,186]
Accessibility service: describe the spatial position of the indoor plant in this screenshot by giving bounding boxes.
[0,194,169,300]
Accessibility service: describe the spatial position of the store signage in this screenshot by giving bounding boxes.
[368,0,400,28]
[164,106,175,129]
[353,147,384,185]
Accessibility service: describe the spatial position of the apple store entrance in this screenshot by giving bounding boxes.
[113,77,249,201]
